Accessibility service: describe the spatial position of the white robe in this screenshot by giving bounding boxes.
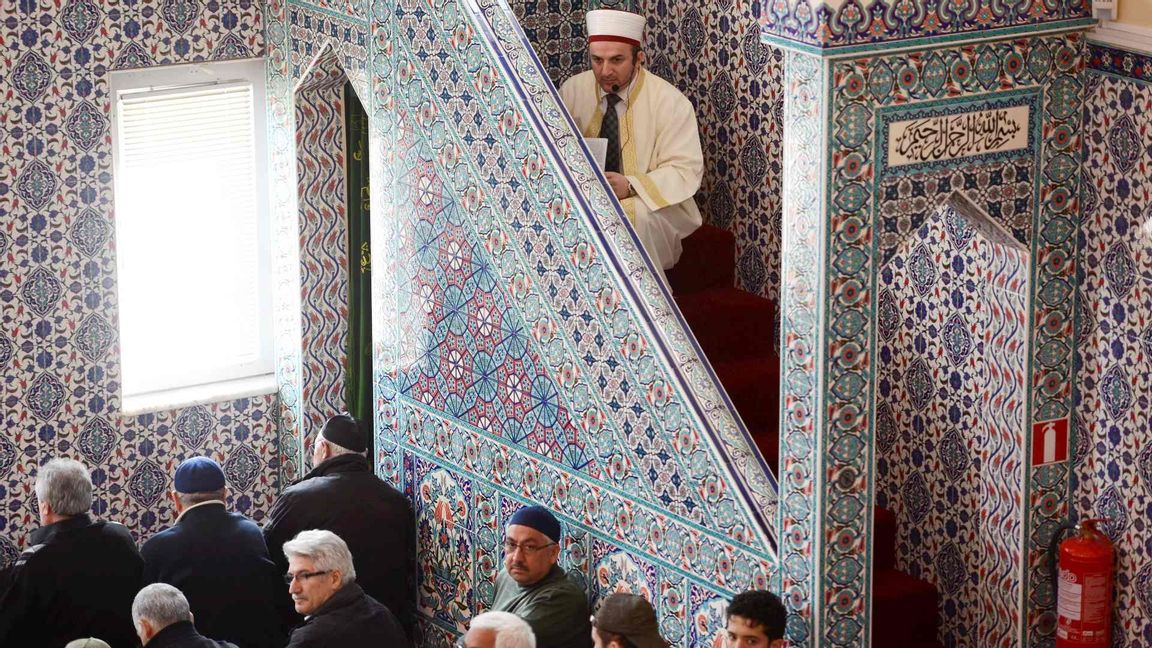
[559,67,704,274]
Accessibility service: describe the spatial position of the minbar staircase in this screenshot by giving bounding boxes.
[667,225,943,648]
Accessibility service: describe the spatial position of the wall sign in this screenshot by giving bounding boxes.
[1032,417,1070,466]
[876,90,1040,176]
[888,105,1030,167]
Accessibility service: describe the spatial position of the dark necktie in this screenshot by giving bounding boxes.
[599,93,621,173]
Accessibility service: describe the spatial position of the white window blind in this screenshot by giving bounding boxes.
[113,60,271,400]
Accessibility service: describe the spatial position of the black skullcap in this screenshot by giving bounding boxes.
[508,505,561,542]
[321,414,367,453]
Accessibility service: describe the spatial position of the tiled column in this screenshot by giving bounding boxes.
[767,2,1092,645]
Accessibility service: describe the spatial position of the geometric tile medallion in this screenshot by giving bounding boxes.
[70,208,113,258]
[14,160,59,212]
[21,268,63,316]
[161,0,202,34]
[60,0,103,42]
[25,373,67,420]
[12,51,53,102]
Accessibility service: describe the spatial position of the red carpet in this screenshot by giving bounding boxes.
[669,225,942,647]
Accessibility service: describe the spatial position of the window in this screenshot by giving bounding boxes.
[111,59,272,406]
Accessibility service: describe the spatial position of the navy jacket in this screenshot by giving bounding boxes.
[263,454,415,639]
[147,620,239,648]
[285,582,406,648]
[0,514,143,648]
[142,503,285,648]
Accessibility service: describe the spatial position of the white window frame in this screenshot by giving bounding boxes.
[110,58,274,413]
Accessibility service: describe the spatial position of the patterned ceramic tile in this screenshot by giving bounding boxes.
[757,0,1092,51]
[346,0,781,642]
[295,56,352,435]
[0,0,277,563]
[876,199,1028,646]
[1077,45,1152,648]
[774,31,1085,646]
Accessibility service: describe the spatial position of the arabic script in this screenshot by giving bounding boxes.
[889,106,1028,167]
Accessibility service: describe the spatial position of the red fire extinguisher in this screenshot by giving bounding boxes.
[1048,519,1114,648]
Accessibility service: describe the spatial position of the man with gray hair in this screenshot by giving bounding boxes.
[264,414,415,637]
[460,611,537,648]
[132,583,238,647]
[0,458,143,647]
[283,529,406,647]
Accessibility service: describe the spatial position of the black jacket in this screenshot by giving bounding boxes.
[147,620,239,648]
[0,514,143,648]
[142,503,286,648]
[263,454,415,638]
[285,582,406,648]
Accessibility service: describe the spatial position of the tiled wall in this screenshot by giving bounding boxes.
[0,0,278,563]
[778,32,1085,644]
[1078,43,1152,648]
[295,49,351,437]
[312,0,784,642]
[510,0,786,301]
[758,0,1092,49]
[876,200,1028,646]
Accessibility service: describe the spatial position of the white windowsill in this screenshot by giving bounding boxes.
[120,373,279,416]
[1089,21,1152,56]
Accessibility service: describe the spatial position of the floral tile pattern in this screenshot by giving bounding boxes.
[1077,44,1152,648]
[0,0,277,563]
[876,199,1029,646]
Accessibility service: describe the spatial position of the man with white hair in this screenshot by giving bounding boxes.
[132,583,238,647]
[264,414,415,637]
[460,611,536,648]
[0,458,143,647]
[282,529,406,647]
[559,9,704,279]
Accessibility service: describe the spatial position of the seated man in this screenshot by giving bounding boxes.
[142,456,285,647]
[264,414,415,637]
[491,505,591,648]
[723,590,786,648]
[559,9,704,278]
[132,583,238,647]
[282,529,406,647]
[0,458,143,647]
[460,611,536,648]
[591,593,668,648]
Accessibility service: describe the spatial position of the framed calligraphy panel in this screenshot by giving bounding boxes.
[876,89,1041,177]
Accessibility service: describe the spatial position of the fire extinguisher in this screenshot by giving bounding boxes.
[1047,518,1114,648]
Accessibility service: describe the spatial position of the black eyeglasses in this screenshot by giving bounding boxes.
[284,570,330,585]
[502,539,558,555]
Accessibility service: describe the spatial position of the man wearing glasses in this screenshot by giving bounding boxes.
[281,529,405,647]
[491,505,592,648]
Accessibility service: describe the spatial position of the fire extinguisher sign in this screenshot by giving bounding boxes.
[1032,417,1069,466]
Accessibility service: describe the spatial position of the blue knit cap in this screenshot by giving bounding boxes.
[174,456,226,493]
[508,505,561,542]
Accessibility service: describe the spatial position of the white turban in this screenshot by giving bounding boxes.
[586,9,645,47]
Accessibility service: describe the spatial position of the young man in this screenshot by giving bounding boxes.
[724,590,786,648]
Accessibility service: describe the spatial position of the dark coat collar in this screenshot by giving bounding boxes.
[149,620,202,645]
[308,581,365,619]
[29,513,93,545]
[303,453,370,481]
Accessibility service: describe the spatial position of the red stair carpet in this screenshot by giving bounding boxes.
[667,225,943,647]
